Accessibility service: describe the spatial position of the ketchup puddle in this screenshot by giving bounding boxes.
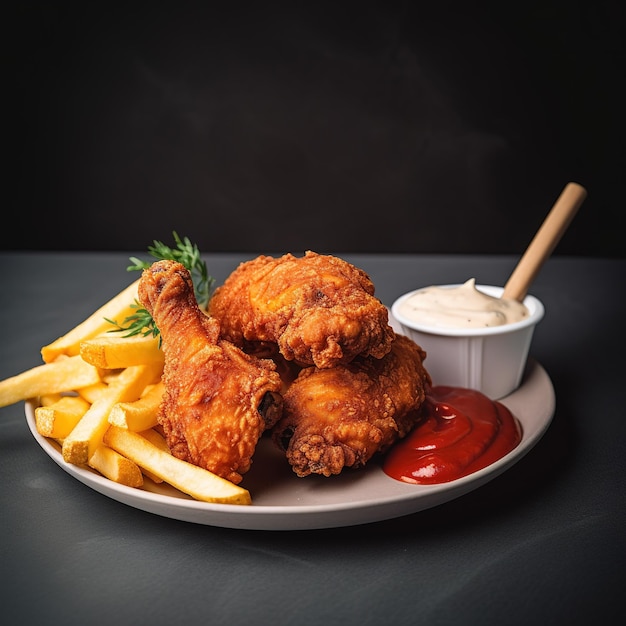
[383,386,522,484]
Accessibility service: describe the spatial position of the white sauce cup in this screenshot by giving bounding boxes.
[391,285,545,399]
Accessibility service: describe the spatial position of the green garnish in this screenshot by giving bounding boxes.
[107,232,214,344]
[127,232,214,308]
[105,302,162,346]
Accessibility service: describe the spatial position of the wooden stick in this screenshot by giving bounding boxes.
[503,182,587,301]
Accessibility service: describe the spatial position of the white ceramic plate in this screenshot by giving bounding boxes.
[25,358,554,530]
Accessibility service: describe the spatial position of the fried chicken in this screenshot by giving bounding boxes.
[138,260,283,484]
[272,333,431,477]
[208,251,395,369]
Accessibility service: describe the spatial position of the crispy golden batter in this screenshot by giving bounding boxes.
[208,251,395,369]
[272,333,431,477]
[138,260,283,484]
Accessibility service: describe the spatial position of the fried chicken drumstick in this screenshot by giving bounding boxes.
[138,260,283,484]
[272,333,431,477]
[208,251,395,369]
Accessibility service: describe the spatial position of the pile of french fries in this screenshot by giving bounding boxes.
[0,279,251,506]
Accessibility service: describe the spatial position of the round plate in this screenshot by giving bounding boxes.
[25,359,554,530]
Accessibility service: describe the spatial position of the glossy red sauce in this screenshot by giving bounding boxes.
[383,386,522,484]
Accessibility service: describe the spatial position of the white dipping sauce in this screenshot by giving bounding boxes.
[397,279,529,328]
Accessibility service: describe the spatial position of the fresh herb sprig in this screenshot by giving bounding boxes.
[127,232,214,308]
[106,232,214,344]
[105,302,161,344]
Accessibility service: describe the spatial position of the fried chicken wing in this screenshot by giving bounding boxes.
[272,333,431,477]
[138,260,283,484]
[208,251,395,369]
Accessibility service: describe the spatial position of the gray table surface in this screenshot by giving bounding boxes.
[1,252,624,626]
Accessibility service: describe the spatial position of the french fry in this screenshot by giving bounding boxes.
[88,445,144,488]
[35,395,91,438]
[39,393,65,406]
[77,381,111,404]
[62,362,163,465]
[100,370,124,384]
[103,426,252,505]
[0,356,101,408]
[139,427,169,451]
[80,334,163,369]
[137,428,169,483]
[44,414,144,488]
[140,382,160,398]
[108,381,164,431]
[41,279,139,363]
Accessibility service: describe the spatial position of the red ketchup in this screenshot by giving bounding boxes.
[383,386,522,484]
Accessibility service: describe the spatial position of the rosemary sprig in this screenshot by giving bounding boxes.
[105,302,162,346]
[127,231,214,308]
[106,232,214,343]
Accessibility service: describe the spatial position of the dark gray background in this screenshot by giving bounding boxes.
[7,1,624,256]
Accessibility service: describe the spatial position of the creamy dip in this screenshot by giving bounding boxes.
[397,279,529,328]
